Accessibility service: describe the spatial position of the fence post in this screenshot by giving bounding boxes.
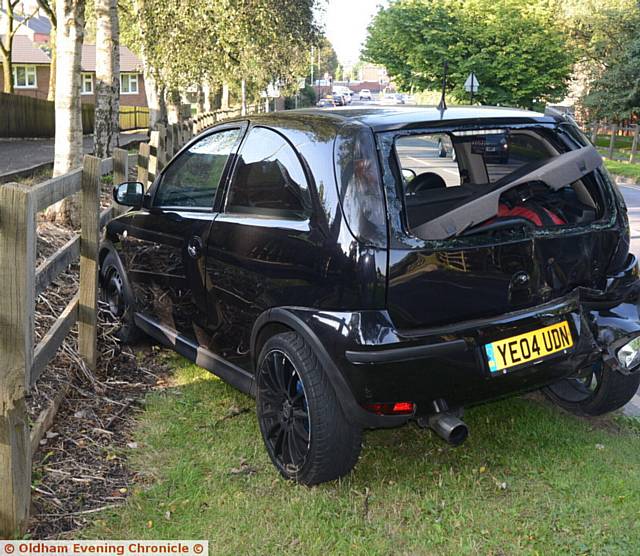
[148,130,159,185]
[608,124,617,159]
[630,125,639,164]
[137,142,150,189]
[78,155,101,372]
[157,124,167,172]
[113,148,129,216]
[0,183,35,537]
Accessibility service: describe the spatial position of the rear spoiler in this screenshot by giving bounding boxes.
[412,146,603,240]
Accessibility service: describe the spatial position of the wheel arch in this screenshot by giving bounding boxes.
[250,308,408,429]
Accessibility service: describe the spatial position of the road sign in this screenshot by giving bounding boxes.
[464,72,479,92]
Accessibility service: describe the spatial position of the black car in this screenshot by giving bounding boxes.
[102,106,640,485]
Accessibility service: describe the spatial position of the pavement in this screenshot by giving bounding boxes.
[0,131,148,176]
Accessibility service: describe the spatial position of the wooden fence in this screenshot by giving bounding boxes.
[586,122,639,163]
[0,92,95,138]
[119,106,150,131]
[0,102,266,537]
[0,149,130,537]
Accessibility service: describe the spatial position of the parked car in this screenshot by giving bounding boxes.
[331,93,345,106]
[482,132,510,163]
[359,89,372,101]
[316,97,336,108]
[103,106,640,485]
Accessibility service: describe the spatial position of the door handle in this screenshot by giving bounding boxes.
[187,236,203,259]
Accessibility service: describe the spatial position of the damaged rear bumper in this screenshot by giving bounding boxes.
[289,255,640,426]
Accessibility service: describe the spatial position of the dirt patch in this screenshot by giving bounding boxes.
[26,211,172,539]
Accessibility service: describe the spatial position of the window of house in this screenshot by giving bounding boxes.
[13,65,37,88]
[225,127,311,219]
[81,73,93,94]
[154,128,242,209]
[120,73,138,94]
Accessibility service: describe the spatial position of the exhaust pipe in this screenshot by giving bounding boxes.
[427,413,469,446]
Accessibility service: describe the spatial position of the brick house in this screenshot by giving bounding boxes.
[79,44,147,107]
[0,31,147,107]
[0,34,51,99]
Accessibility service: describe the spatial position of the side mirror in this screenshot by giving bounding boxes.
[402,168,417,182]
[113,181,144,208]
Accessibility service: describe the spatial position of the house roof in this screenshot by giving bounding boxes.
[0,34,51,63]
[0,9,54,35]
[81,44,143,73]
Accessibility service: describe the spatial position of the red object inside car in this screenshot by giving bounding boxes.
[497,203,565,227]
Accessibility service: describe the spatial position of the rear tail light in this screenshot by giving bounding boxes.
[364,402,415,415]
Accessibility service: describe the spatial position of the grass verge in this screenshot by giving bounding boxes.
[85,355,640,555]
[605,159,640,181]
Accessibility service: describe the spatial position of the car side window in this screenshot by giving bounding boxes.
[225,127,311,219]
[154,128,241,209]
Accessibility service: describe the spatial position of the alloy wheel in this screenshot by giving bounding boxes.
[257,349,311,475]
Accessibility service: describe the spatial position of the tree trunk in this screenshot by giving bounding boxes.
[47,24,56,100]
[0,10,14,94]
[48,0,85,226]
[196,83,205,114]
[94,0,118,158]
[142,62,166,129]
[111,0,120,145]
[240,79,246,116]
[221,81,230,110]
[166,88,180,124]
[1,48,12,93]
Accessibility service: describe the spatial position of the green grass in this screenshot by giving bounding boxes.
[595,134,635,150]
[605,159,640,181]
[85,355,640,555]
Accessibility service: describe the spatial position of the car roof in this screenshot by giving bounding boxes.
[247,105,558,133]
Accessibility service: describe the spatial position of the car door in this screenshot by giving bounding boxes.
[205,126,322,369]
[117,125,245,342]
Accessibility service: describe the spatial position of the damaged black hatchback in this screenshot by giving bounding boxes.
[101,106,640,485]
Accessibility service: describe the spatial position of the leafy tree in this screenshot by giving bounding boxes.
[562,0,640,120]
[363,0,576,108]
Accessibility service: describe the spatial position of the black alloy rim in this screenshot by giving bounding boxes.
[549,365,603,403]
[104,266,125,317]
[258,349,311,474]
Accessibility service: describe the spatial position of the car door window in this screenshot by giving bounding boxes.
[225,127,311,219]
[154,128,241,209]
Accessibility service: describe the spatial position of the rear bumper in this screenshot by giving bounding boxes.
[283,257,640,427]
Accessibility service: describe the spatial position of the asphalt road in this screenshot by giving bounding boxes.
[0,131,147,176]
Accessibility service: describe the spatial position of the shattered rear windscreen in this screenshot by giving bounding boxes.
[391,126,608,242]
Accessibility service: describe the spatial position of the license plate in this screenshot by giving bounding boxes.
[484,321,573,374]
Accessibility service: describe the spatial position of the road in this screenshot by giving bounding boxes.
[0,131,147,176]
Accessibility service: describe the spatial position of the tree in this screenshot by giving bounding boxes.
[363,0,576,109]
[49,0,85,225]
[561,0,640,120]
[94,0,119,157]
[35,0,57,100]
[119,0,319,123]
[0,0,38,94]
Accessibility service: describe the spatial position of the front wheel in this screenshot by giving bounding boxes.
[100,251,141,344]
[543,363,640,416]
[256,332,362,485]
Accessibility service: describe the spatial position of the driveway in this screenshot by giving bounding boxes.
[0,131,148,176]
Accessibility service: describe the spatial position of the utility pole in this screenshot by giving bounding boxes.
[310,46,314,86]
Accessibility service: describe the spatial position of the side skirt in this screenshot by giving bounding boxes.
[134,313,255,397]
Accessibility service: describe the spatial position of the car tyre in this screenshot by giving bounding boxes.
[100,251,142,344]
[256,331,362,485]
[543,364,640,416]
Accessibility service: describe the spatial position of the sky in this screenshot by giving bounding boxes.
[322,0,387,67]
